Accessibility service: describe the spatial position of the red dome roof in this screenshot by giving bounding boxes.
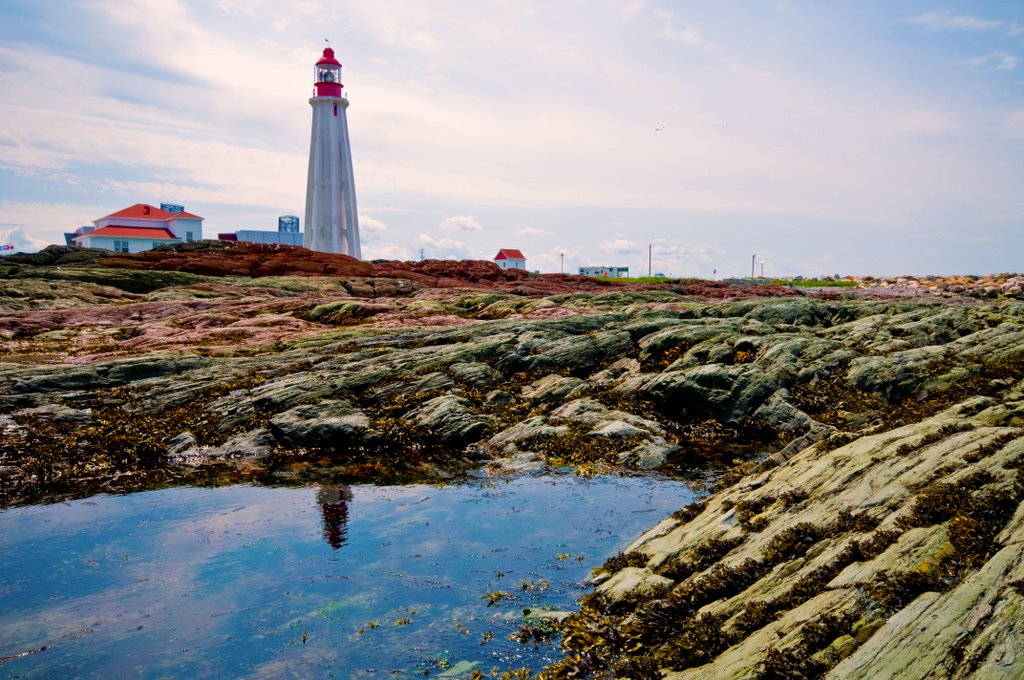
[316,47,341,66]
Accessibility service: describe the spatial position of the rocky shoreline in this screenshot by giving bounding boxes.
[2,243,1023,678]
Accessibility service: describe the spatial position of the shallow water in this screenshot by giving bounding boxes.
[0,471,693,678]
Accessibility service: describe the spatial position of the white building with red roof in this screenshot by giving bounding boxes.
[493,248,527,270]
[70,203,203,253]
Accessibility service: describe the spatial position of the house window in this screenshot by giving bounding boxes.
[114,240,129,253]
[186,231,194,242]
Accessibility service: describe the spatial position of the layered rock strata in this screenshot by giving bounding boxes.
[2,249,1024,677]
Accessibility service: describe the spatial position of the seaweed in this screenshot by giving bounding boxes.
[731,600,780,638]
[761,522,826,563]
[670,500,707,523]
[779,488,810,507]
[755,646,824,680]
[598,550,648,575]
[963,430,1021,463]
[655,612,731,670]
[610,656,661,680]
[735,495,776,532]
[753,609,859,679]
[865,567,945,613]
[655,536,744,582]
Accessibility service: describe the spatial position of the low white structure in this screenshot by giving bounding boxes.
[494,248,527,270]
[70,203,203,253]
[580,265,629,278]
[220,230,304,246]
[218,216,304,246]
[304,47,361,258]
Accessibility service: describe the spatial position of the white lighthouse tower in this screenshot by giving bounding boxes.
[303,47,361,258]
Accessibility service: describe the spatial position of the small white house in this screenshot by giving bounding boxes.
[580,265,630,278]
[71,203,204,253]
[494,248,527,270]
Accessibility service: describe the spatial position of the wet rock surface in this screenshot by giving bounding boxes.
[2,246,1024,678]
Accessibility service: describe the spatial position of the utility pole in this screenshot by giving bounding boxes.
[560,252,564,274]
[649,244,652,278]
[751,254,756,279]
[418,248,425,261]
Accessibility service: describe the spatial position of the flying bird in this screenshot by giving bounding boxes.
[655,126,665,132]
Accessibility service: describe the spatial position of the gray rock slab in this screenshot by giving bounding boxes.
[407,394,490,446]
[618,436,680,469]
[269,399,369,449]
[206,427,277,458]
[16,403,91,423]
[448,361,504,390]
[521,374,588,404]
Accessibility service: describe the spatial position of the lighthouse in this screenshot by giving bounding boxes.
[303,47,361,258]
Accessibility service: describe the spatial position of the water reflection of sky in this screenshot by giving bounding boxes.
[0,472,693,678]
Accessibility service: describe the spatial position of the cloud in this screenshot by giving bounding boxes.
[417,234,475,260]
[653,9,712,48]
[0,227,52,253]
[905,13,1005,32]
[359,214,388,234]
[0,13,312,212]
[213,0,259,17]
[517,227,550,236]
[0,200,110,250]
[438,215,483,232]
[598,236,644,255]
[342,4,444,51]
[885,110,957,135]
[960,52,1019,71]
[650,239,715,262]
[1005,110,1024,140]
[362,242,410,261]
[618,1,645,18]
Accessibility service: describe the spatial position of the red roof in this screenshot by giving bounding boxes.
[85,226,179,240]
[316,47,342,66]
[495,249,526,260]
[99,203,203,221]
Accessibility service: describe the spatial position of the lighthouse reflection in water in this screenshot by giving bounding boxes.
[317,485,352,549]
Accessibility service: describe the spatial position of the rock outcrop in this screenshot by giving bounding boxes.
[556,394,1024,679]
[2,252,1024,678]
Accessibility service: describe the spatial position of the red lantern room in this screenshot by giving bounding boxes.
[314,47,343,98]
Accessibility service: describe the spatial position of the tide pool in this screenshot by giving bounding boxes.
[0,472,693,678]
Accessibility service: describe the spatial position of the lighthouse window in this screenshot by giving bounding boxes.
[333,103,338,116]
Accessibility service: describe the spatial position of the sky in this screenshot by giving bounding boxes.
[0,1,1022,278]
